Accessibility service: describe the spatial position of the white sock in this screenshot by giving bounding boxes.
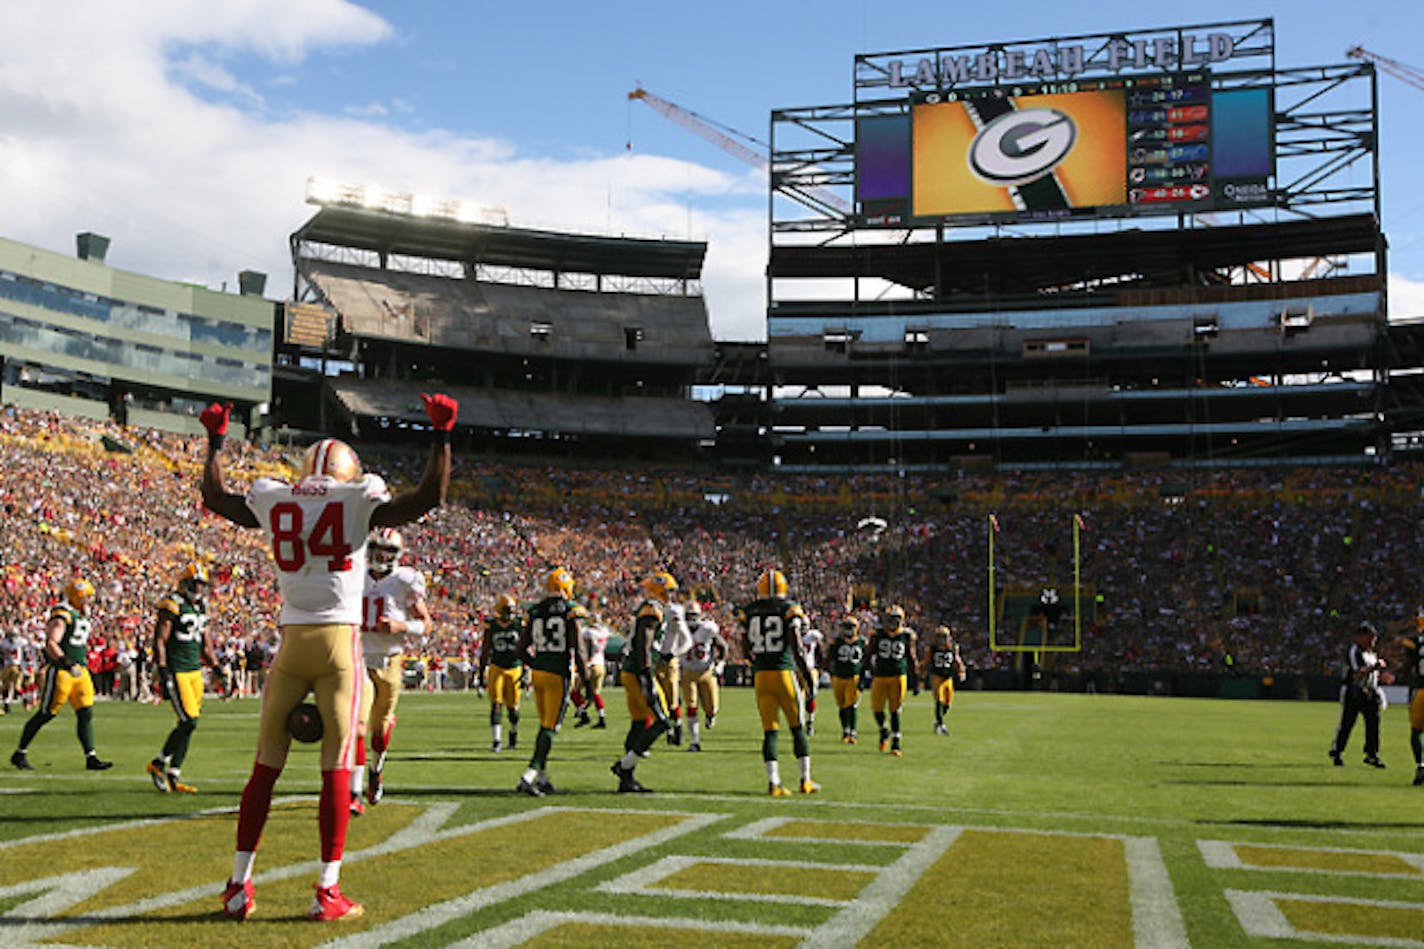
[492,724,502,743]
[689,720,700,743]
[232,850,256,884]
[765,760,781,786]
[318,860,340,888]
[351,767,365,796]
[619,750,639,770]
[521,767,538,785]
[799,756,812,782]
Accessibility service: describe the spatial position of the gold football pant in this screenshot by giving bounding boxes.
[41,665,95,714]
[870,674,906,714]
[487,664,522,709]
[622,670,668,723]
[831,675,861,709]
[1411,688,1424,731]
[933,674,956,707]
[680,666,718,716]
[654,657,680,710]
[166,668,204,722]
[754,669,803,732]
[362,653,403,737]
[256,623,363,772]
[531,669,570,729]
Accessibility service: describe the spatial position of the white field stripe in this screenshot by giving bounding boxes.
[1124,836,1190,949]
[0,867,135,947]
[1227,888,1424,947]
[320,810,726,949]
[724,815,928,847]
[1200,839,1424,878]
[596,854,880,907]
[800,825,962,948]
[0,794,314,851]
[0,801,459,948]
[453,910,813,949]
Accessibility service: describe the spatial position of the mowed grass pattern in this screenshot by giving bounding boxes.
[0,687,1420,946]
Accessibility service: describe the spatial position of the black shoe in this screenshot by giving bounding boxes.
[1329,750,1343,767]
[516,778,543,797]
[611,762,649,793]
[1413,768,1424,786]
[574,712,590,728]
[492,740,502,753]
[687,742,701,752]
[11,750,33,771]
[535,778,557,795]
[591,718,607,729]
[508,734,518,750]
[86,755,113,771]
[667,724,682,746]
[705,714,716,729]
[1364,755,1386,769]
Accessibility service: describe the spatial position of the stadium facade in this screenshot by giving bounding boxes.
[0,233,272,438]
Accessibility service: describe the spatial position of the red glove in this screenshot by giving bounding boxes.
[421,393,458,431]
[200,402,232,437]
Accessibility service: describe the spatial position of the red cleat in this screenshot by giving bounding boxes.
[221,878,254,920]
[309,883,364,921]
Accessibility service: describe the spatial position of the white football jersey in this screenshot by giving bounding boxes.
[1,635,22,667]
[802,626,825,668]
[581,623,610,666]
[682,619,721,673]
[361,565,427,661]
[245,474,391,626]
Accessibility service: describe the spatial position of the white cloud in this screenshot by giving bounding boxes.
[1390,274,1424,321]
[0,1,769,338]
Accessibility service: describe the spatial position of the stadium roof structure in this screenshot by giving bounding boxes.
[293,205,706,281]
[769,214,1382,298]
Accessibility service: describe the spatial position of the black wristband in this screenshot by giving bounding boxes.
[434,429,451,445]
[207,433,225,451]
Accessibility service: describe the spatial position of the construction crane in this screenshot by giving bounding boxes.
[1346,46,1424,92]
[628,86,851,217]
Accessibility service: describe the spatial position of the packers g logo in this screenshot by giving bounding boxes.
[968,108,1076,188]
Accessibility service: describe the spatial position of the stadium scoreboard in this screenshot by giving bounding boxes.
[851,20,1277,228]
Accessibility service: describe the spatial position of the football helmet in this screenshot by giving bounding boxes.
[881,604,906,630]
[64,578,95,610]
[840,616,860,635]
[934,624,953,645]
[369,528,403,577]
[756,568,788,599]
[641,572,678,603]
[545,566,575,598]
[685,601,702,621]
[301,438,361,483]
[494,593,518,622]
[178,562,210,601]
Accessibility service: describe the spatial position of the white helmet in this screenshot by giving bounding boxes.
[369,528,403,577]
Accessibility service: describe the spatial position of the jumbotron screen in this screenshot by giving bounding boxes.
[856,72,1273,226]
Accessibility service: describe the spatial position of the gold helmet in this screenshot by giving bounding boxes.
[300,438,361,483]
[545,566,575,598]
[641,572,678,603]
[65,578,95,610]
[756,568,788,599]
[840,615,861,636]
[934,624,953,644]
[495,593,518,622]
[178,562,210,598]
[369,528,403,577]
[881,604,906,629]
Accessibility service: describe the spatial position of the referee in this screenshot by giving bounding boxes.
[1328,622,1388,768]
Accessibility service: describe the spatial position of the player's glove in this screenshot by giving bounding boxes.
[910,677,921,696]
[420,393,459,432]
[659,652,673,665]
[69,663,85,678]
[199,402,232,445]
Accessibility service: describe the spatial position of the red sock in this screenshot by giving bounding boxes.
[320,769,353,862]
[354,739,367,768]
[236,762,281,852]
[373,721,393,754]
[672,705,682,722]
[593,694,604,711]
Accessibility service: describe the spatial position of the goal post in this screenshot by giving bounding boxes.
[988,512,1089,655]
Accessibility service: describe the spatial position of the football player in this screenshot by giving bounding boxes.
[147,563,218,793]
[351,527,431,813]
[736,568,819,795]
[799,621,825,736]
[10,579,113,772]
[610,572,677,793]
[574,605,610,729]
[200,393,455,923]
[869,604,919,756]
[1,628,25,714]
[829,616,867,743]
[516,566,590,796]
[679,601,728,752]
[480,593,525,753]
[925,625,967,736]
[655,588,692,746]
[1399,621,1423,785]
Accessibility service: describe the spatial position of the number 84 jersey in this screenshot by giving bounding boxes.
[735,597,808,672]
[246,474,391,626]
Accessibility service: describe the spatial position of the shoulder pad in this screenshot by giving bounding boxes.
[568,604,589,620]
[157,595,182,615]
[786,603,807,620]
[637,602,664,621]
[49,605,72,623]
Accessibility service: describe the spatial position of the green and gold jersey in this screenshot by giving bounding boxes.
[736,597,807,673]
[829,635,865,679]
[870,630,915,677]
[1404,635,1423,690]
[157,591,208,673]
[526,596,584,677]
[49,603,91,668]
[622,599,664,675]
[929,644,960,679]
[484,618,525,670]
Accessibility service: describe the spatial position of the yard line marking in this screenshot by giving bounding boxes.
[452,910,813,949]
[1227,889,1424,947]
[1200,839,1424,878]
[1125,835,1191,949]
[596,854,880,906]
[319,810,726,948]
[725,815,927,847]
[0,794,314,851]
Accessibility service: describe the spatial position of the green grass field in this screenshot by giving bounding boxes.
[1,688,1419,947]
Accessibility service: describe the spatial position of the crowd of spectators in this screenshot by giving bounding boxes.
[1,404,1419,707]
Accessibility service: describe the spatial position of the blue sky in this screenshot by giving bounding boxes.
[0,0,1420,340]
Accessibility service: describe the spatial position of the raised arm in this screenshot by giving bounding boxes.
[372,393,457,528]
[199,403,260,527]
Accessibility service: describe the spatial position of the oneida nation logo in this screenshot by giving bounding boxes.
[968,108,1076,187]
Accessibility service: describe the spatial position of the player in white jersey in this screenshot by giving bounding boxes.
[200,394,455,923]
[350,527,430,814]
[1,629,25,714]
[800,624,826,736]
[573,615,611,728]
[679,603,728,752]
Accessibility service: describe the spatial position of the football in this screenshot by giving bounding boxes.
[286,702,324,743]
